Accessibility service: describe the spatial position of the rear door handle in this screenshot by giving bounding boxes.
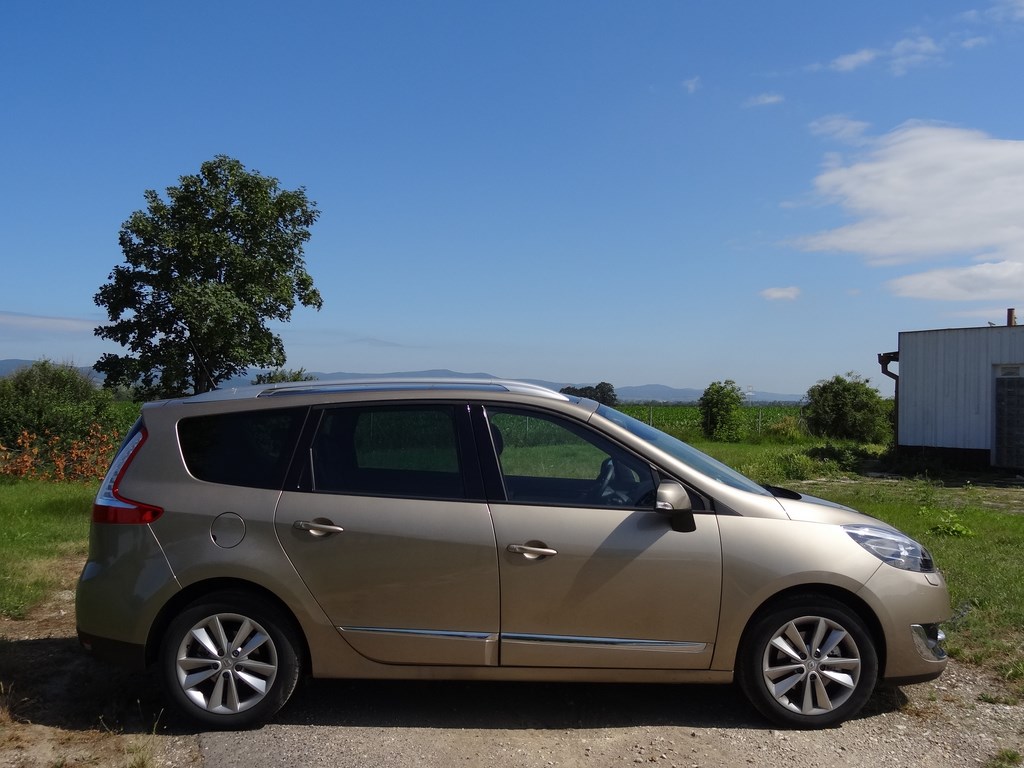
[507,543,558,558]
[294,520,345,536]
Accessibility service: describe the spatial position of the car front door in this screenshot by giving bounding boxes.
[275,403,500,667]
[480,405,722,670]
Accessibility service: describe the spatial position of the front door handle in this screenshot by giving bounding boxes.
[294,519,345,536]
[507,543,558,558]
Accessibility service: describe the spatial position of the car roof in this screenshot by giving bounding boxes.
[180,377,571,404]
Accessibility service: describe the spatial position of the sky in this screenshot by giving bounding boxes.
[4,1,1024,397]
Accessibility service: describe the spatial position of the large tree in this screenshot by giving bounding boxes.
[94,155,322,398]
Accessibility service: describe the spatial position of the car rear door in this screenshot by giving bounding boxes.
[275,402,500,666]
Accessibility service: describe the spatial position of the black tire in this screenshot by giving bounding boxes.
[159,591,303,729]
[737,595,879,729]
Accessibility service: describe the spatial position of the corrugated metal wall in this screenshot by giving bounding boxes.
[899,326,1024,453]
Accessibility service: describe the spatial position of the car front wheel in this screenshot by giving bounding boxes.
[159,591,302,729]
[737,595,879,728]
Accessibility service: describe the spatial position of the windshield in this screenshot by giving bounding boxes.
[595,404,772,496]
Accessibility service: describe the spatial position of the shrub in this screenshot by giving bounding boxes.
[698,380,745,441]
[804,372,892,443]
[763,414,807,443]
[0,361,137,482]
[0,425,122,482]
[0,361,113,452]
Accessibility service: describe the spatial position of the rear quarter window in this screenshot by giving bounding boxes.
[178,407,307,489]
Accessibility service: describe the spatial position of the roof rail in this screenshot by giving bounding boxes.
[181,377,569,403]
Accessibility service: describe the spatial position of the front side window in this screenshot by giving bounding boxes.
[487,408,655,508]
[595,404,772,496]
[311,405,465,499]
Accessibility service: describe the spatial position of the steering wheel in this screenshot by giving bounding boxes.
[589,458,631,505]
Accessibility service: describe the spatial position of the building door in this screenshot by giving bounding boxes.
[995,368,1024,468]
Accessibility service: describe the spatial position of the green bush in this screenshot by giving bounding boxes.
[698,380,745,442]
[804,372,892,443]
[763,414,807,443]
[0,361,113,450]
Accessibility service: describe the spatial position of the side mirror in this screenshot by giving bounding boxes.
[655,481,696,532]
[655,480,692,514]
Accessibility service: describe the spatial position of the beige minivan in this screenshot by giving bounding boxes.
[76,379,949,729]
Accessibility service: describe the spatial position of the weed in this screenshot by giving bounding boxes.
[0,681,11,725]
[978,691,1019,705]
[927,511,976,537]
[984,749,1023,768]
[123,738,155,768]
[1004,660,1024,682]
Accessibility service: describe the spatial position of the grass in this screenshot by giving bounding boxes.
[796,477,1024,694]
[0,479,93,618]
[985,750,1023,768]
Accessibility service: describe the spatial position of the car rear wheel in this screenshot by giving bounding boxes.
[738,595,878,728]
[159,591,302,729]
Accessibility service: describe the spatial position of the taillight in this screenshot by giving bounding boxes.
[92,427,164,524]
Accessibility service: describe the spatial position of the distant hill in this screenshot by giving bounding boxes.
[0,359,34,377]
[0,360,802,402]
[290,371,802,403]
[0,359,104,382]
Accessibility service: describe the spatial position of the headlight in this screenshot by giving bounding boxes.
[843,525,935,572]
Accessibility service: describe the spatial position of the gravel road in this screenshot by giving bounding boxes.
[189,662,1021,768]
[1,558,1021,768]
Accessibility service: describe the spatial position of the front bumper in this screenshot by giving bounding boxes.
[858,565,951,684]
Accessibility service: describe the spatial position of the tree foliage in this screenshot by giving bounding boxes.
[698,379,745,441]
[251,367,318,385]
[804,372,891,443]
[93,155,323,399]
[0,361,113,449]
[559,382,619,405]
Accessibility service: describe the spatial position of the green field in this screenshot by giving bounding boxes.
[618,402,806,442]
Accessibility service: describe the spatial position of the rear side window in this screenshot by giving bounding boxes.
[311,405,465,499]
[178,407,307,489]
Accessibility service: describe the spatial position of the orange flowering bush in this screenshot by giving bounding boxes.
[0,424,122,482]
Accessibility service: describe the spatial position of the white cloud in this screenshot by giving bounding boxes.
[961,35,991,48]
[888,262,1024,300]
[889,36,942,75]
[682,76,701,94]
[830,49,879,72]
[760,287,801,301]
[827,36,942,76]
[0,311,94,333]
[809,115,871,146]
[988,0,1024,21]
[744,92,784,107]
[948,305,1022,319]
[797,122,1024,301]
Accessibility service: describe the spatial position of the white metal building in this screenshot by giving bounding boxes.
[887,321,1024,467]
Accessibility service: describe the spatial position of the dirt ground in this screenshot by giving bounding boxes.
[0,556,199,767]
[1,544,1022,767]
